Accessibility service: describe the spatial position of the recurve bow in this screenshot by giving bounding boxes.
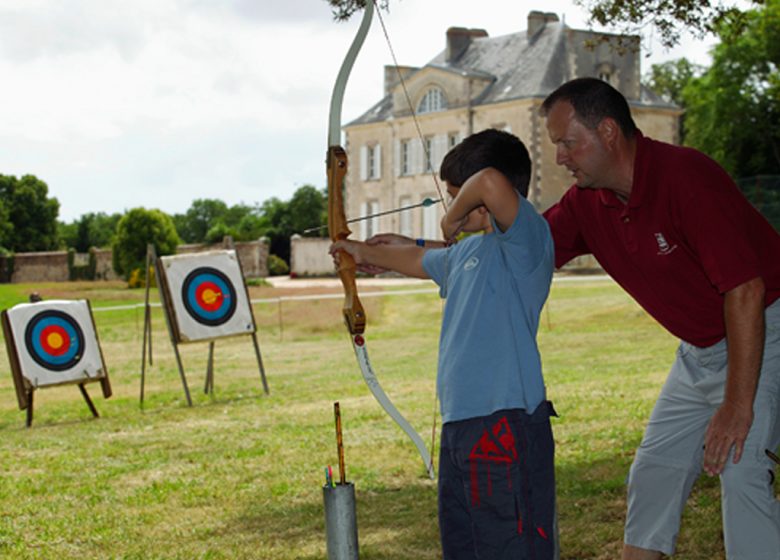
[326,0,435,480]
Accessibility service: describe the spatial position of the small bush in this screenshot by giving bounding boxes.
[127,266,156,289]
[267,254,289,276]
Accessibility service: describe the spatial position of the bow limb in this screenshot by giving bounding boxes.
[326,0,435,480]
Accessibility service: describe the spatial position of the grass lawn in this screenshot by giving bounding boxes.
[0,277,769,559]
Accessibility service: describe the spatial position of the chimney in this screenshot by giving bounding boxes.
[446,27,488,63]
[527,11,559,38]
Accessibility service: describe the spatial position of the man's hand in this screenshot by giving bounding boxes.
[703,276,765,476]
[703,401,754,475]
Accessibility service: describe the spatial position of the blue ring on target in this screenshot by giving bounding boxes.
[181,267,238,326]
[24,309,85,371]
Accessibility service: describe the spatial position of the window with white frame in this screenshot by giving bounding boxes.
[422,195,439,239]
[597,64,614,85]
[400,139,412,176]
[399,196,413,237]
[417,87,447,114]
[361,144,382,180]
[360,200,380,239]
[448,132,460,149]
[424,136,434,173]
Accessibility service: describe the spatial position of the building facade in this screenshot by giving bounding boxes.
[342,11,681,239]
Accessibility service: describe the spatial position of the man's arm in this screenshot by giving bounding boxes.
[330,239,429,279]
[703,276,765,475]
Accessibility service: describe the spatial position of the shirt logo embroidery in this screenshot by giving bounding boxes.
[464,257,479,271]
[654,232,678,256]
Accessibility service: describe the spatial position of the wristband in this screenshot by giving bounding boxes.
[415,238,425,247]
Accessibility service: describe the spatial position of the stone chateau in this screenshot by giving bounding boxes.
[342,11,681,240]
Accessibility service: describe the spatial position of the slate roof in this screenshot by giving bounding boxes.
[348,21,676,126]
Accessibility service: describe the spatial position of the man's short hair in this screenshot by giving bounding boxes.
[541,77,637,138]
[439,129,531,198]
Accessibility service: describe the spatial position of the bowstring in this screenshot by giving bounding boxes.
[373,0,448,476]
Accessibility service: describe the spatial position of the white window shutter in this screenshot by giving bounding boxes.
[359,146,368,181]
[394,140,401,177]
[359,202,369,239]
[412,138,423,175]
[433,134,447,172]
[374,144,382,179]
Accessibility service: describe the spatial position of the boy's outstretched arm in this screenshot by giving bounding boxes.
[330,240,430,279]
[441,167,520,241]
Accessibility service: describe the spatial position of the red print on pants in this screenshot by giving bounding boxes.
[468,416,517,507]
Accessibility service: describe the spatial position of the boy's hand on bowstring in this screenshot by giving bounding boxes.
[441,213,467,244]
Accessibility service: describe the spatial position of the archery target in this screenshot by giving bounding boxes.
[160,250,255,342]
[182,267,237,326]
[5,300,105,388]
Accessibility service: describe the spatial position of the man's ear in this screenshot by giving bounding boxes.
[597,118,619,148]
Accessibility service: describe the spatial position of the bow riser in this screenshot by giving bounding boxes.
[327,145,366,335]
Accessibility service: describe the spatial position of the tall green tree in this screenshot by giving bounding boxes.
[113,208,180,279]
[59,212,122,251]
[682,0,780,177]
[174,198,229,243]
[643,58,705,143]
[0,174,59,252]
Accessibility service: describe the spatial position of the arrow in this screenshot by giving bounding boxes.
[303,197,441,234]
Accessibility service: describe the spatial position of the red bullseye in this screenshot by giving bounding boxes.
[39,324,70,356]
[195,281,224,312]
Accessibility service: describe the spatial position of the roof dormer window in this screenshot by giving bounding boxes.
[417,87,447,114]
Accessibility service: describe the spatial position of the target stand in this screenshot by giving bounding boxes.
[1,299,111,427]
[141,244,269,406]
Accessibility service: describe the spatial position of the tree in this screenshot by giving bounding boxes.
[174,198,229,243]
[575,1,763,48]
[0,174,60,252]
[325,1,761,49]
[59,212,122,251]
[287,185,327,238]
[113,208,180,279]
[682,0,780,177]
[643,58,705,143]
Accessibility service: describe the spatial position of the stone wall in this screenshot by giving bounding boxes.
[176,239,269,278]
[2,238,269,284]
[290,236,333,277]
[10,251,70,283]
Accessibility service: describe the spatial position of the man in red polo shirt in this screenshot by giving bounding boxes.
[542,77,780,559]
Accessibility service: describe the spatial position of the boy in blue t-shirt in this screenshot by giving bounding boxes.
[331,129,556,559]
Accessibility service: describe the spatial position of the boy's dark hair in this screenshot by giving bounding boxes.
[541,77,637,139]
[439,129,531,197]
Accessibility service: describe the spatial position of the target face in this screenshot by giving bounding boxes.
[24,310,85,371]
[160,250,255,343]
[4,300,106,388]
[182,267,237,326]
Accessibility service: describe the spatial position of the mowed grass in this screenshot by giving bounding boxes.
[0,277,769,559]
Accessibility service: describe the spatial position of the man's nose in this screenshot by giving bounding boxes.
[555,146,568,165]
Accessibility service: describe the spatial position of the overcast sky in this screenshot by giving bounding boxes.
[0,0,717,223]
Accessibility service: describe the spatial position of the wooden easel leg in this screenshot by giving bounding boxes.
[251,333,269,395]
[204,342,215,395]
[79,383,99,418]
[172,342,193,406]
[25,390,33,428]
